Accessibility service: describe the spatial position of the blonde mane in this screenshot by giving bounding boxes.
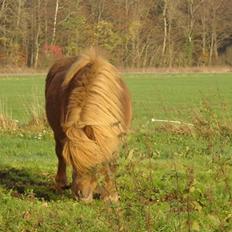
[61,49,129,174]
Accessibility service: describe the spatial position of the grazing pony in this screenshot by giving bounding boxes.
[45,49,132,202]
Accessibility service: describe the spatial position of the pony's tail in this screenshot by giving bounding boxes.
[61,48,127,174]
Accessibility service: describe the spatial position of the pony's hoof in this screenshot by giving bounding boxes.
[103,193,119,203]
[55,182,70,191]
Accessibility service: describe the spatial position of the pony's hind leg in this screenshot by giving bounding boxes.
[55,139,68,190]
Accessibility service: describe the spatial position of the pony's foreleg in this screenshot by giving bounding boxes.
[101,164,119,203]
[55,139,68,189]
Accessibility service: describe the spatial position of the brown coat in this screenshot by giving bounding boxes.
[45,49,132,201]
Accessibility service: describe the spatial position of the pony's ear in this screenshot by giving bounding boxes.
[83,125,96,141]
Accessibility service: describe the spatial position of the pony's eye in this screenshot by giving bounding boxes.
[83,126,95,141]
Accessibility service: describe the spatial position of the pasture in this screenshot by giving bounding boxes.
[0,73,232,231]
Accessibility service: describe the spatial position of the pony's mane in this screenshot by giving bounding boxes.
[62,49,128,174]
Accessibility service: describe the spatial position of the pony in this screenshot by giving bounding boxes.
[45,49,132,202]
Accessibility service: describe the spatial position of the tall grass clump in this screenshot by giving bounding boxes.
[24,91,47,130]
[193,99,232,153]
[0,100,18,131]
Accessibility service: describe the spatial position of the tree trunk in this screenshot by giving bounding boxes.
[142,44,149,67]
[162,0,167,58]
[168,15,173,68]
[124,0,130,67]
[209,31,214,65]
[202,15,206,55]
[187,0,194,66]
[44,0,48,45]
[0,0,6,65]
[16,0,22,27]
[213,30,218,61]
[0,0,6,17]
[209,7,216,65]
[34,0,41,68]
[26,0,41,68]
[52,0,59,45]
[27,1,34,67]
[97,0,105,22]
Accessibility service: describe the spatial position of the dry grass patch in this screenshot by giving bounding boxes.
[0,114,18,131]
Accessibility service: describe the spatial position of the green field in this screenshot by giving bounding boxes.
[0,73,232,231]
[1,73,232,123]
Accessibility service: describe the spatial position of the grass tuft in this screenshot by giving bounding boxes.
[24,91,48,129]
[0,100,18,131]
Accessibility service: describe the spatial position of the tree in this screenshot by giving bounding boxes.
[1,0,232,68]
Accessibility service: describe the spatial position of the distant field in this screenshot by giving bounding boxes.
[0,73,232,231]
[1,73,232,125]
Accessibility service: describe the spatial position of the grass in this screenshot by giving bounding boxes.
[1,73,232,123]
[0,73,232,231]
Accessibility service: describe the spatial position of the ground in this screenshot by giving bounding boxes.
[0,73,232,231]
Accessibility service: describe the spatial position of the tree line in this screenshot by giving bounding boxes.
[0,0,232,69]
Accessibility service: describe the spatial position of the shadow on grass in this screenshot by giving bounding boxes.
[0,167,72,201]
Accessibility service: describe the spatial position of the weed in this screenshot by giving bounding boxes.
[0,100,18,131]
[24,91,48,129]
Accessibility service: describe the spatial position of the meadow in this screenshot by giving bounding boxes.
[0,73,232,231]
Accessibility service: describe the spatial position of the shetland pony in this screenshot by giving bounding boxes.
[45,49,132,202]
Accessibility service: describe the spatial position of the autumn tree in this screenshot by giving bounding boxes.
[0,0,232,68]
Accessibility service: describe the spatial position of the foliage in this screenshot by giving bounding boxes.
[59,15,94,56]
[41,44,63,67]
[94,20,122,53]
[1,0,232,68]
